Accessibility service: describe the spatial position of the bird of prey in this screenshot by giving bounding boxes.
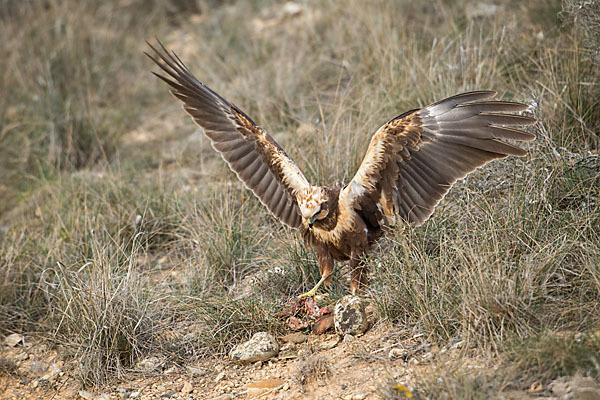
[146,40,536,299]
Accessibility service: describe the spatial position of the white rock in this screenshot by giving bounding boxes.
[186,366,206,376]
[334,296,369,336]
[5,333,23,347]
[215,371,226,383]
[79,390,93,400]
[229,332,279,363]
[136,356,162,371]
[30,361,49,376]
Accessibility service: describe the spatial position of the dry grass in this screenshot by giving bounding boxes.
[0,0,599,392]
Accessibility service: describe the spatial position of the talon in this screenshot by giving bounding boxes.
[298,274,329,300]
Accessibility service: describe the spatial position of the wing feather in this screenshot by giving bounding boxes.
[147,40,309,228]
[344,91,536,227]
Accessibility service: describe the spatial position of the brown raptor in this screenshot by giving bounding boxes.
[147,40,536,298]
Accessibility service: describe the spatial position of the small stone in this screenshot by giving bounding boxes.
[136,356,162,372]
[5,333,24,347]
[389,347,408,360]
[186,366,206,376]
[229,332,279,363]
[213,395,233,400]
[247,378,285,397]
[334,296,369,336]
[215,372,226,383]
[79,390,93,400]
[31,380,39,388]
[279,333,308,344]
[116,387,130,399]
[282,382,290,391]
[30,361,49,376]
[343,334,355,343]
[94,394,111,400]
[320,336,340,350]
[181,381,193,394]
[41,363,61,381]
[130,392,141,398]
[353,393,367,400]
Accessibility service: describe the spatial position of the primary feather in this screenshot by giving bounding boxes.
[147,40,536,295]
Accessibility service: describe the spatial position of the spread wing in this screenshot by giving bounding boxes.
[343,91,536,228]
[146,40,310,228]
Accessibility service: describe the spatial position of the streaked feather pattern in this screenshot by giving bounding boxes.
[148,40,536,295]
[344,91,536,227]
[146,41,309,228]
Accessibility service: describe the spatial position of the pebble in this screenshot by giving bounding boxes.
[181,381,193,394]
[343,334,355,343]
[247,378,285,397]
[5,333,24,347]
[229,332,279,363]
[136,356,162,372]
[187,366,206,376]
[215,372,226,383]
[30,360,49,376]
[389,347,408,360]
[279,332,308,344]
[79,390,93,400]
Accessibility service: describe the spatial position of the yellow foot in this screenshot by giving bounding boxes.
[298,287,318,299]
[298,275,329,299]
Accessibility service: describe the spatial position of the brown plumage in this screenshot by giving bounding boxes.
[147,41,536,297]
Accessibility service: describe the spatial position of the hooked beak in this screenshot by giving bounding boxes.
[308,214,318,228]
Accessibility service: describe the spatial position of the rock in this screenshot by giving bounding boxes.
[313,314,334,334]
[136,356,162,371]
[247,378,285,398]
[213,395,233,400]
[320,336,340,350]
[229,332,279,363]
[5,333,24,347]
[334,296,369,336]
[215,372,226,383]
[79,390,93,400]
[343,334,355,343]
[116,387,131,399]
[163,366,178,374]
[389,347,408,360]
[41,363,62,381]
[186,366,206,376]
[279,332,308,344]
[181,381,193,394]
[94,394,111,400]
[552,376,600,400]
[30,361,49,376]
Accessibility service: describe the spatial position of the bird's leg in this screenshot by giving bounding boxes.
[350,252,368,295]
[298,244,334,299]
[298,272,332,299]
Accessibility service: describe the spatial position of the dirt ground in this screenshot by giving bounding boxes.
[1,314,561,400]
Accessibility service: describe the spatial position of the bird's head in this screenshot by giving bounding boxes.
[297,186,329,229]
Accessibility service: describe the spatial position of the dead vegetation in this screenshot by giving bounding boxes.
[0,0,599,395]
